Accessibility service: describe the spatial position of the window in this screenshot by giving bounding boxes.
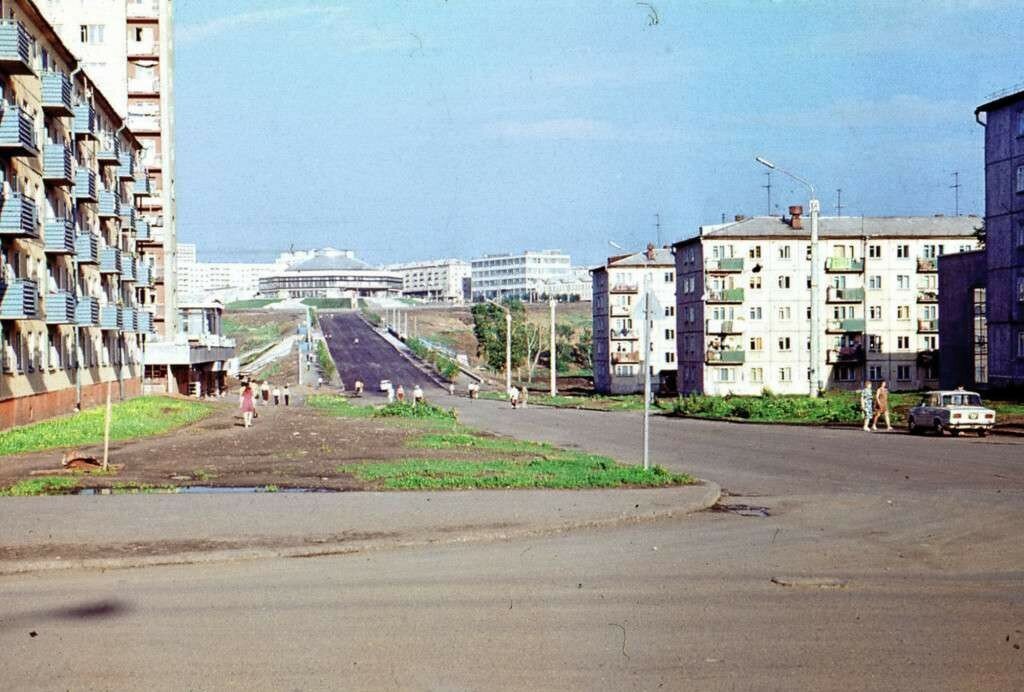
[664,271,674,283]
[779,367,792,382]
[1017,220,1024,247]
[1019,111,1024,137]
[778,275,791,289]
[869,305,881,320]
[750,367,763,383]
[897,305,910,320]
[749,275,761,289]
[868,275,882,290]
[749,245,762,259]
[868,365,882,380]
[1017,276,1024,302]
[1018,165,1024,193]
[896,244,910,258]
[80,24,105,44]
[664,305,674,317]
[897,335,910,350]
[836,366,857,382]
[749,337,763,351]
[896,365,912,381]
[778,337,791,351]
[868,244,881,258]
[665,352,675,363]
[778,306,791,320]
[922,335,937,350]
[716,367,735,383]
[974,286,988,383]
[778,245,791,260]
[897,275,910,290]
[749,306,762,320]
[664,328,675,340]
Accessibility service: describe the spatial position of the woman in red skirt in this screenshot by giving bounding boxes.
[240,383,256,428]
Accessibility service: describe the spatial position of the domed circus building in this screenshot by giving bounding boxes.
[257,249,402,299]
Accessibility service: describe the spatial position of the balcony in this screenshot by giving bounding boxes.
[74,168,97,202]
[917,319,938,333]
[98,190,121,218]
[127,40,159,58]
[706,318,745,334]
[75,296,100,327]
[917,349,940,368]
[611,351,640,364]
[127,0,159,19]
[0,20,34,75]
[75,234,99,264]
[121,256,136,282]
[97,139,120,163]
[118,152,135,179]
[120,205,136,230]
[0,194,39,237]
[41,72,73,116]
[135,218,150,240]
[45,291,76,325]
[136,262,152,287]
[133,173,151,197]
[73,104,98,140]
[137,310,154,334]
[826,286,864,303]
[706,287,744,303]
[610,329,638,340]
[99,247,122,274]
[128,78,160,96]
[44,218,75,254]
[826,318,866,333]
[609,304,631,317]
[0,278,38,319]
[917,289,938,303]
[0,104,39,157]
[100,304,122,330]
[706,349,745,364]
[825,257,864,272]
[126,113,160,133]
[704,257,744,273]
[43,143,73,185]
[827,345,865,364]
[121,307,138,332]
[917,258,938,273]
[610,283,639,294]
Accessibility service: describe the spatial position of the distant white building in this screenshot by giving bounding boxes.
[471,250,574,302]
[176,243,198,297]
[389,259,471,302]
[258,249,402,299]
[592,247,678,394]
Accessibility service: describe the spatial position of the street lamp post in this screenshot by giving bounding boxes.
[755,156,822,398]
[549,298,557,396]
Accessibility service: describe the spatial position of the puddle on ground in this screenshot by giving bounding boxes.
[710,502,771,518]
[74,486,341,496]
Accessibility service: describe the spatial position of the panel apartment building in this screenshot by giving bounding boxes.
[591,246,677,394]
[470,250,572,302]
[43,0,234,394]
[0,0,155,426]
[389,258,470,303]
[674,210,980,396]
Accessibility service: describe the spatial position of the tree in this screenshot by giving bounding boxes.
[973,220,986,248]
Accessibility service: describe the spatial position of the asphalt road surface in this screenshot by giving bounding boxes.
[319,311,445,393]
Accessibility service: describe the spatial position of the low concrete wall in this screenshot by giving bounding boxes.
[0,377,143,430]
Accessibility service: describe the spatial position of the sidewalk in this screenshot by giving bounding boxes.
[0,482,719,575]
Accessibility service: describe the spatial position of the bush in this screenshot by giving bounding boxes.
[406,337,460,382]
[316,340,336,381]
[670,393,860,424]
[375,401,457,421]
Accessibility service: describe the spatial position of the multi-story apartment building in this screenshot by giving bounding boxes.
[43,0,234,394]
[591,246,676,394]
[388,258,470,303]
[940,86,1024,392]
[674,210,980,396]
[0,0,154,427]
[471,249,572,302]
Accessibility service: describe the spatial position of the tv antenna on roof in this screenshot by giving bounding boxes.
[762,171,772,215]
[951,172,961,216]
[835,188,843,217]
[654,213,661,247]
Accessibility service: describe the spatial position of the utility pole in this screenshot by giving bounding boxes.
[654,213,661,247]
[835,188,843,217]
[951,172,961,216]
[549,298,556,396]
[762,171,772,215]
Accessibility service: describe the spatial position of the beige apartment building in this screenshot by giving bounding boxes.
[674,210,980,396]
[591,246,677,394]
[0,0,152,427]
[389,258,470,303]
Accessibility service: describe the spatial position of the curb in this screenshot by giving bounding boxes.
[0,482,720,576]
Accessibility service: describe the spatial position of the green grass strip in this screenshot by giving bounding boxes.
[0,476,78,496]
[0,396,213,457]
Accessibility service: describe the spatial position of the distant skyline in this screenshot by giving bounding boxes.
[173,1,1021,265]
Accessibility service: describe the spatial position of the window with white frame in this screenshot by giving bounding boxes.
[779,306,791,320]
[868,275,882,290]
[778,336,791,351]
[868,365,882,380]
[868,244,881,258]
[836,366,857,382]
[664,305,674,317]
[869,305,881,320]
[80,24,105,44]
[749,306,762,320]
[749,336,763,351]
[922,335,937,350]
[749,275,761,289]
[897,275,910,290]
[778,275,791,289]
[716,367,735,382]
[1017,166,1024,193]
[750,367,763,383]
[896,364,912,381]
[897,305,910,320]
[896,244,910,258]
[749,245,762,259]
[664,271,674,282]
[868,335,882,353]
[664,328,675,340]
[897,335,910,350]
[665,352,675,363]
[779,367,791,382]
[778,245,791,260]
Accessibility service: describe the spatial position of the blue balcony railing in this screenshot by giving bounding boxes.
[133,173,151,197]
[0,194,38,238]
[117,151,134,179]
[74,168,97,202]
[100,304,122,330]
[135,218,150,240]
[43,143,73,184]
[120,307,137,332]
[96,138,120,163]
[98,190,120,218]
[75,296,100,326]
[45,291,76,324]
[120,205,136,230]
[0,104,39,157]
[136,262,152,287]
[0,278,39,319]
[44,217,75,254]
[137,310,154,334]
[41,72,73,115]
[99,247,122,274]
[75,233,99,264]
[121,256,136,282]
[0,20,34,75]
[73,103,97,139]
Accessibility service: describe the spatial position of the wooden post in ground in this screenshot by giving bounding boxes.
[102,380,112,471]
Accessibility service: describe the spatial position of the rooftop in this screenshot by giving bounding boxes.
[976,82,1024,114]
[674,215,980,244]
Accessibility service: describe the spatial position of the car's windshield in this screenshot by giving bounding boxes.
[941,394,983,406]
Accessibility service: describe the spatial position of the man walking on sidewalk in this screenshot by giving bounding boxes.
[872,380,892,431]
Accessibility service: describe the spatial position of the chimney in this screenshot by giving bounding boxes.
[788,205,803,230]
[734,214,746,222]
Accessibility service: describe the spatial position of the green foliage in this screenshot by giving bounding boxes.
[0,397,213,457]
[226,299,279,310]
[316,340,336,381]
[406,337,460,382]
[471,301,529,372]
[0,476,79,496]
[477,390,661,412]
[671,392,862,423]
[408,431,556,455]
[224,318,290,355]
[375,401,457,421]
[301,298,352,309]
[308,395,456,422]
[363,310,382,327]
[307,395,377,418]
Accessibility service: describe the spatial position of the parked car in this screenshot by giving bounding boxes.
[907,390,995,436]
[379,379,392,392]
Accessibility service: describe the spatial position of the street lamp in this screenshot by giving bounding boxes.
[485,298,512,395]
[549,297,557,396]
[609,241,652,471]
[755,156,822,398]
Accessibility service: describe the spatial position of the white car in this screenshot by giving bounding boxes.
[378,379,392,392]
[907,390,996,436]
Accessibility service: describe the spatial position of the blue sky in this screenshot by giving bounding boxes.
[173,1,1023,265]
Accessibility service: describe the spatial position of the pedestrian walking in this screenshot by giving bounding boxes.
[396,385,406,402]
[273,385,281,406]
[872,380,892,431]
[413,385,424,405]
[860,380,874,432]
[260,380,270,405]
[448,382,455,396]
[509,385,520,409]
[317,376,324,389]
[240,382,256,428]
[283,384,291,406]
[468,382,479,400]
[354,380,364,396]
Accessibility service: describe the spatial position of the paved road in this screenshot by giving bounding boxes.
[319,312,445,392]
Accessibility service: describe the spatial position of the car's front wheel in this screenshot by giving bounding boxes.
[908,417,919,435]
[978,429,990,437]
[933,419,944,436]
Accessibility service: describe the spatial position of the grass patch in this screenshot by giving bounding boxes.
[406,337,460,381]
[316,340,337,382]
[307,394,377,418]
[477,390,659,412]
[301,298,352,310]
[376,401,457,421]
[226,299,279,310]
[0,476,78,496]
[0,396,213,457]
[668,390,926,424]
[308,395,457,422]
[408,431,555,455]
